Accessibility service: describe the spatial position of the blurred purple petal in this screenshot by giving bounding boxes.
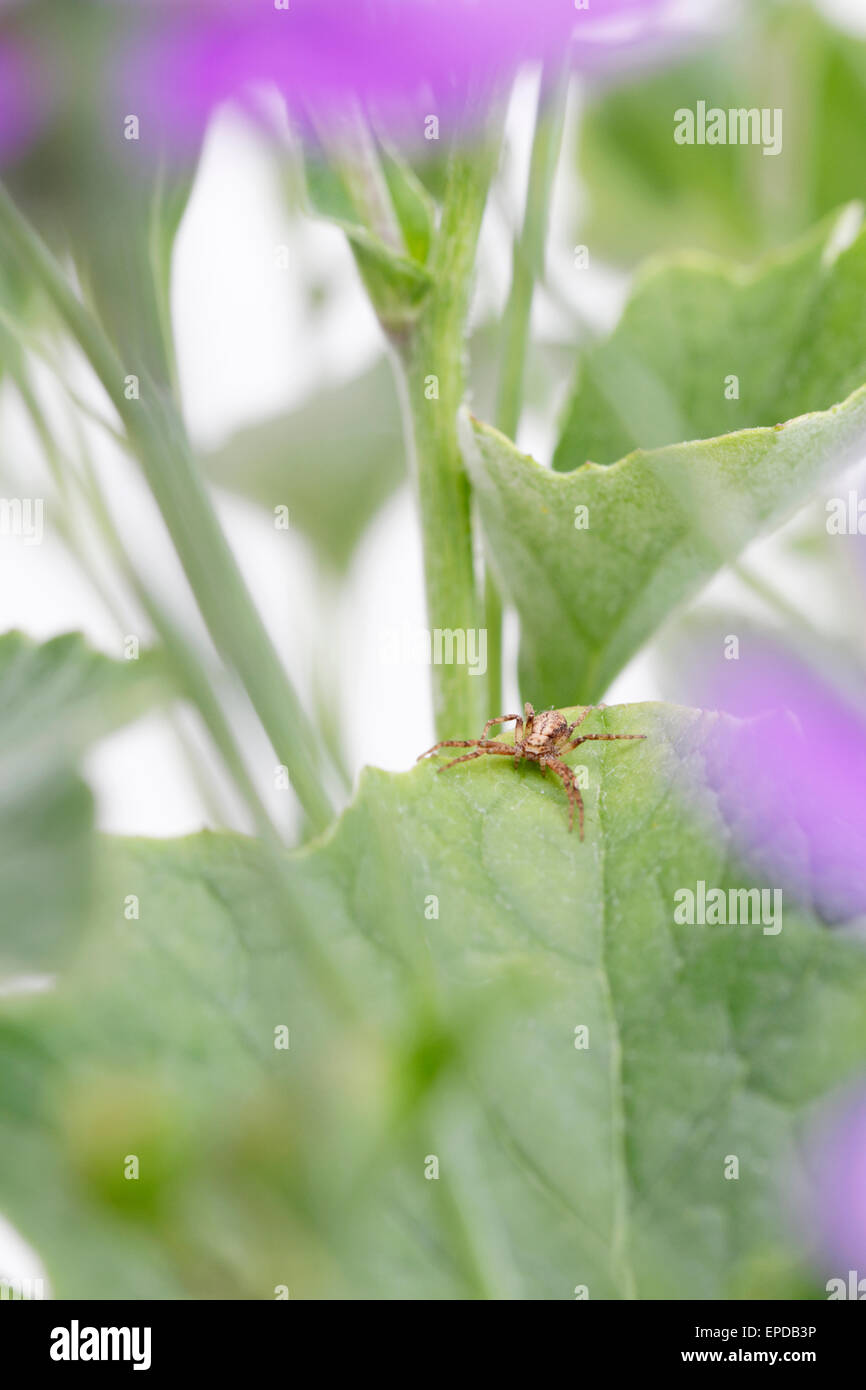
[808,1088,866,1281]
[117,0,670,150]
[694,646,866,923]
[0,40,45,164]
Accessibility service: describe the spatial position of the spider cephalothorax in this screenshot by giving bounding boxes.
[417,702,645,838]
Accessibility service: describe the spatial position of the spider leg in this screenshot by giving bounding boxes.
[480,713,524,742]
[563,733,646,753]
[416,739,479,762]
[522,700,536,745]
[565,706,593,739]
[541,757,584,838]
[436,742,515,772]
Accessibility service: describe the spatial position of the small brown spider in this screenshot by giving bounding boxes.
[417,702,645,838]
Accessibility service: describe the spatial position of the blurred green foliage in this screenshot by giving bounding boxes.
[298,140,434,331]
[556,207,866,467]
[578,2,866,263]
[206,357,405,571]
[4,0,197,385]
[470,211,866,706]
[0,706,860,1297]
[205,326,574,572]
[0,633,166,975]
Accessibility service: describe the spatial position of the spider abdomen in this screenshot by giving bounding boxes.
[525,710,568,754]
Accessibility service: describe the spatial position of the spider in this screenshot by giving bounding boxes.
[417,702,645,838]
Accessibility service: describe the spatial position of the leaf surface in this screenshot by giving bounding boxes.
[466,212,866,704]
[2,704,863,1299]
[0,632,164,975]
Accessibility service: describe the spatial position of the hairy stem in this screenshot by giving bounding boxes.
[393,141,498,739]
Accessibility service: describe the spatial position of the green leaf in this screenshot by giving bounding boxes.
[577,3,866,264]
[466,211,866,705]
[0,632,165,975]
[379,144,436,266]
[3,704,864,1298]
[338,224,433,330]
[298,136,435,270]
[205,357,405,571]
[204,331,572,571]
[298,144,433,330]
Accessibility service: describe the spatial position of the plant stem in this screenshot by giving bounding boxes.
[481,579,504,719]
[486,65,569,711]
[495,69,568,440]
[393,142,498,739]
[0,180,334,836]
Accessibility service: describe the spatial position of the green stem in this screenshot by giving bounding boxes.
[13,371,362,1028]
[486,65,569,711]
[481,580,504,720]
[393,142,498,739]
[13,354,285,838]
[495,68,568,440]
[0,180,334,836]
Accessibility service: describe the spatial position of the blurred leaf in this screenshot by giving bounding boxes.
[204,328,573,571]
[465,211,866,705]
[0,631,165,975]
[205,356,405,571]
[468,319,576,427]
[380,144,436,265]
[300,135,437,268]
[3,704,866,1297]
[345,225,433,328]
[578,3,866,264]
[554,211,866,468]
[0,254,34,383]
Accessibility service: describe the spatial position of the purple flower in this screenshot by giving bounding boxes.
[807,1087,866,1282]
[0,39,45,164]
[687,642,866,924]
[690,643,866,1277]
[116,0,670,152]
[1,0,674,166]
